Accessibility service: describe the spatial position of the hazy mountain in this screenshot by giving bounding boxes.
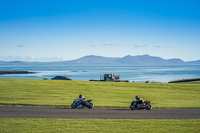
[66,55,120,65]
[186,60,200,65]
[0,55,199,66]
[116,55,167,65]
[166,58,185,64]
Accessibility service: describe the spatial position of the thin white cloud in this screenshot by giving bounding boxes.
[16,45,26,48]
[91,45,96,47]
[134,44,148,48]
[102,43,123,46]
[154,45,172,48]
[0,55,65,62]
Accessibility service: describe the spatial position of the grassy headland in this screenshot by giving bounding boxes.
[0,78,200,108]
[169,78,200,83]
[0,70,35,75]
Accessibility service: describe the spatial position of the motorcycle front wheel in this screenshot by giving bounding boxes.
[145,105,152,110]
[87,103,93,109]
[71,103,78,109]
[130,105,136,110]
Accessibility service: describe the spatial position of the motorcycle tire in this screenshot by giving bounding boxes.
[87,103,93,109]
[130,105,136,110]
[145,105,152,110]
[71,103,78,109]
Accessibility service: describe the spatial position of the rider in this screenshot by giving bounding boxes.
[78,94,86,105]
[135,96,144,106]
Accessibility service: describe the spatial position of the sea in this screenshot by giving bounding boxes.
[0,65,200,83]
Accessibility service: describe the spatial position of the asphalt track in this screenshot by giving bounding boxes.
[0,106,200,119]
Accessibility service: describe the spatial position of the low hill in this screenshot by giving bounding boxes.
[65,55,120,65]
[0,70,35,75]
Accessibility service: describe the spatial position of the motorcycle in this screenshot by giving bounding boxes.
[130,100,152,110]
[71,99,94,109]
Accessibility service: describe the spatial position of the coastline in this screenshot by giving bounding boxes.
[0,70,35,75]
[0,65,200,83]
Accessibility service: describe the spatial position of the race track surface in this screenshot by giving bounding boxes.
[0,106,200,119]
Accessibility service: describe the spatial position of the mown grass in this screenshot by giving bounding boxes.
[0,119,199,133]
[0,78,200,108]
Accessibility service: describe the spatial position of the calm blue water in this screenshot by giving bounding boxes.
[0,65,200,83]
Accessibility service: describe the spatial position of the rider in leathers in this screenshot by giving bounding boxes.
[78,94,86,105]
[135,96,144,107]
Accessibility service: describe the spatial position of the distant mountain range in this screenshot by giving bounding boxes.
[0,55,200,66]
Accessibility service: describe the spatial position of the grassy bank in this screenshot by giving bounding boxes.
[169,78,200,83]
[0,119,199,133]
[0,78,200,108]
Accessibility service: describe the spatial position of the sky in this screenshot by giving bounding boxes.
[0,0,200,62]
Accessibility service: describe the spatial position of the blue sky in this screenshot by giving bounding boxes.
[0,0,200,62]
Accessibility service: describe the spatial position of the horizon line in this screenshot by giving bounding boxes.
[0,54,199,62]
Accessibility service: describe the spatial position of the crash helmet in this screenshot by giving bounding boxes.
[135,96,140,99]
[79,94,82,99]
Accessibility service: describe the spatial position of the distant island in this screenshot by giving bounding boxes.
[0,70,35,75]
[0,55,200,66]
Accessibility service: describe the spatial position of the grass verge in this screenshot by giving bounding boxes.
[168,78,200,83]
[0,119,200,133]
[0,78,200,108]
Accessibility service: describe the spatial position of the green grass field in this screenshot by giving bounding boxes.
[0,78,200,108]
[0,78,200,132]
[0,119,199,133]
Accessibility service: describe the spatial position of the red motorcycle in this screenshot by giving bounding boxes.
[130,100,152,110]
